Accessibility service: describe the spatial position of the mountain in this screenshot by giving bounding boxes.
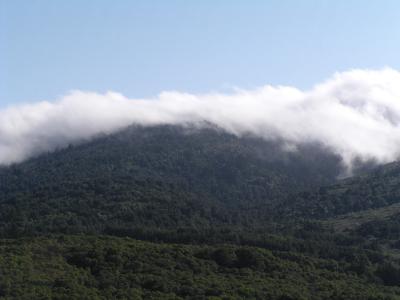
[0,124,343,237]
[3,124,400,299]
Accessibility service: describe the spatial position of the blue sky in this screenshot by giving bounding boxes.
[1,0,399,107]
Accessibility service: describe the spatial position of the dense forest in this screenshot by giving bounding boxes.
[279,161,400,220]
[0,125,344,237]
[2,235,400,300]
[1,125,400,299]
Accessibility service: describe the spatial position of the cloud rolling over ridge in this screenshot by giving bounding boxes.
[1,68,400,168]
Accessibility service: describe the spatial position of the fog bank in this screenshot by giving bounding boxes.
[2,68,400,168]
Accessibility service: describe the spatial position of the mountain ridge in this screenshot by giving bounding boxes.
[0,124,346,237]
[2,124,400,298]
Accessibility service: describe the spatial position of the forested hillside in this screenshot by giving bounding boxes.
[279,161,400,220]
[2,125,400,299]
[0,125,342,237]
[2,235,400,300]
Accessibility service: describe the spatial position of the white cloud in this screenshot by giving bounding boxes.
[1,68,400,168]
